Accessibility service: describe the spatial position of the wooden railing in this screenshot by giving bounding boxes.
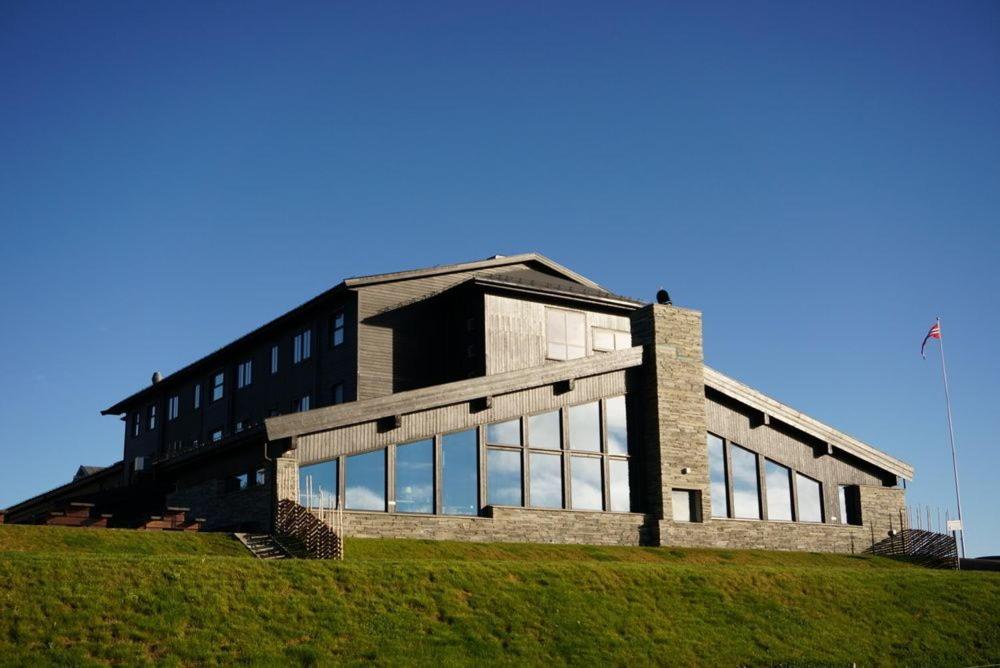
[275,499,342,560]
[867,528,958,569]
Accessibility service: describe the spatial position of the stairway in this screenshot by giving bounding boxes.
[235,533,293,560]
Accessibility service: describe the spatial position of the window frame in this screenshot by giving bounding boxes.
[270,345,279,374]
[544,307,587,361]
[331,310,345,348]
[237,359,253,389]
[168,395,179,421]
[211,371,225,403]
[293,329,312,364]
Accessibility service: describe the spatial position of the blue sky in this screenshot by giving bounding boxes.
[1,2,997,555]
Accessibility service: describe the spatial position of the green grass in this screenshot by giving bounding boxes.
[0,526,997,666]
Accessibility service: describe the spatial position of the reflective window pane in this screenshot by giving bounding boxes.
[487,449,522,506]
[796,473,823,522]
[299,459,338,509]
[765,460,793,521]
[571,456,603,510]
[672,489,694,522]
[346,449,385,511]
[442,430,478,515]
[530,452,563,508]
[730,444,760,519]
[606,397,628,455]
[395,439,433,514]
[609,459,630,512]
[568,403,600,452]
[487,420,521,446]
[528,411,561,450]
[707,434,729,518]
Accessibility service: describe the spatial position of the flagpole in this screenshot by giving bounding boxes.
[936,317,967,558]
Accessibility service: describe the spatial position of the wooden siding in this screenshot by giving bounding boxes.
[484,294,631,375]
[296,368,632,464]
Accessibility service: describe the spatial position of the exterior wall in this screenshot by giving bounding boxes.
[483,294,631,375]
[661,485,906,553]
[333,507,652,546]
[167,478,272,533]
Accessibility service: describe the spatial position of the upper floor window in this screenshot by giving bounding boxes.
[331,382,344,405]
[592,327,631,352]
[270,345,279,374]
[546,308,586,361]
[212,372,225,402]
[211,428,223,442]
[294,330,311,364]
[292,394,311,413]
[194,383,201,410]
[131,412,141,437]
[237,360,253,389]
[331,311,345,347]
[168,395,179,421]
[148,405,157,431]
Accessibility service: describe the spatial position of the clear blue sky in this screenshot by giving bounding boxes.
[1,2,997,555]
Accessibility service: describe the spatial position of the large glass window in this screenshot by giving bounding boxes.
[765,460,793,521]
[796,473,823,522]
[395,439,433,514]
[529,452,562,508]
[487,420,520,446]
[546,308,586,360]
[707,434,729,518]
[571,456,603,510]
[606,397,628,455]
[442,430,477,515]
[299,460,338,509]
[346,449,385,511]
[568,402,601,452]
[609,459,630,511]
[487,449,522,506]
[730,445,761,519]
[528,411,560,450]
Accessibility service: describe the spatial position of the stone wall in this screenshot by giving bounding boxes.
[166,478,273,532]
[660,485,906,553]
[333,506,653,546]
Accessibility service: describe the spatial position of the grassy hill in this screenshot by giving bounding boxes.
[0,525,997,666]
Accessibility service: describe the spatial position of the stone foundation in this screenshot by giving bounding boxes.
[167,479,272,532]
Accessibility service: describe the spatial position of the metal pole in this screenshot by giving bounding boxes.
[936,317,967,558]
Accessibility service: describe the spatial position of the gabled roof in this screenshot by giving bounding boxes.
[344,253,607,291]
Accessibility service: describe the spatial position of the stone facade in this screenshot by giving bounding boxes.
[167,477,273,532]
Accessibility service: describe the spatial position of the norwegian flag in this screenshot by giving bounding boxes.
[921,321,941,358]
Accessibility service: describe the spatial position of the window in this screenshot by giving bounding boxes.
[228,473,249,492]
[211,429,223,443]
[395,439,433,513]
[527,411,560,450]
[131,412,141,437]
[765,460,793,521]
[237,360,252,388]
[292,395,311,413]
[294,330,311,363]
[487,449,522,506]
[486,420,520,446]
[568,402,600,452]
[796,473,823,523]
[270,345,279,374]
[300,460,338,509]
[609,459,630,511]
[346,449,385,511]
[212,372,224,402]
[194,383,201,410]
[546,307,586,360]
[730,445,761,519]
[331,310,345,347]
[148,405,157,430]
[571,456,603,510]
[442,429,477,515]
[235,420,245,433]
[168,395,179,421]
[255,468,266,486]
[838,485,861,525]
[707,434,728,518]
[331,383,344,405]
[672,489,698,522]
[529,452,562,508]
[606,397,628,455]
[592,327,631,352]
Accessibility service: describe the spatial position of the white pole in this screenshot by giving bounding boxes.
[936,317,967,558]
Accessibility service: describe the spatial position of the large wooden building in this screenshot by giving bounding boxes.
[6,254,913,551]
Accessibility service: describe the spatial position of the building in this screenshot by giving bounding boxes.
[5,253,913,552]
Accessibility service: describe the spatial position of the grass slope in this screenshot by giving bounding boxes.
[0,526,997,666]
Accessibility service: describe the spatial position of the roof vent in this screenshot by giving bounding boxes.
[656,289,672,305]
[488,254,506,259]
[151,371,163,385]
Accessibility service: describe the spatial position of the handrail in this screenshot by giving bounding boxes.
[275,499,342,560]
